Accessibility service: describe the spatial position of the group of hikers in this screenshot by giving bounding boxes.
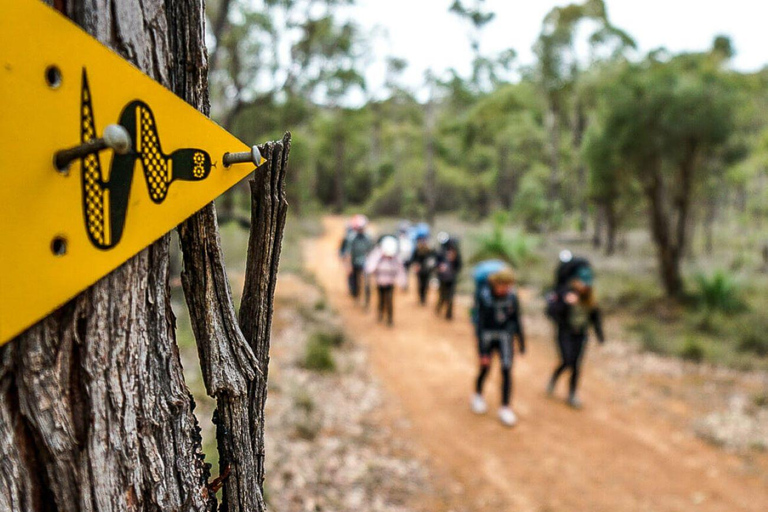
[339,215,605,427]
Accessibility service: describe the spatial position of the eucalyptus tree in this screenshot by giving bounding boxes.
[206,0,366,213]
[588,54,737,296]
[534,0,635,229]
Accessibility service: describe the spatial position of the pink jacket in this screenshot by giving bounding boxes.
[365,250,407,287]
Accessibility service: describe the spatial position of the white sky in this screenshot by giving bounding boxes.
[345,0,768,100]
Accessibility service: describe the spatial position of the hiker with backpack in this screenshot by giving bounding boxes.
[435,236,462,320]
[409,224,435,305]
[397,221,415,291]
[341,214,374,301]
[545,251,605,409]
[470,262,525,427]
[365,235,407,326]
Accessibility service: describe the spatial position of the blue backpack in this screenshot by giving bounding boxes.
[471,260,509,325]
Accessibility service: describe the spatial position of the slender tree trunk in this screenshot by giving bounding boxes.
[0,1,213,510]
[593,205,604,249]
[605,202,617,256]
[643,158,685,297]
[0,3,290,512]
[572,99,589,233]
[545,103,561,210]
[424,98,437,224]
[334,132,346,213]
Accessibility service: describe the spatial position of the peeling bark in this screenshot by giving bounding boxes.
[1,1,230,511]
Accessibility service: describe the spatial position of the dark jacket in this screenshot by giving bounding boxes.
[341,231,373,267]
[549,286,604,342]
[477,285,525,352]
[410,244,436,276]
[435,250,462,282]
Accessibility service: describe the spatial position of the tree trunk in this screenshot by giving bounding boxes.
[334,126,346,214]
[0,1,214,510]
[545,101,561,217]
[643,158,685,297]
[605,202,617,256]
[572,98,588,233]
[0,3,290,512]
[424,99,437,225]
[592,205,604,249]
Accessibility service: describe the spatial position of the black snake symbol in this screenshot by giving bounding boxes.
[79,69,212,249]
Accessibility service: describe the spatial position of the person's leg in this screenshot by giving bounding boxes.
[418,274,428,304]
[475,356,491,395]
[548,326,569,392]
[385,286,394,325]
[568,334,587,403]
[501,365,512,406]
[436,281,446,314]
[500,335,514,406]
[445,280,456,319]
[348,269,356,297]
[377,285,385,321]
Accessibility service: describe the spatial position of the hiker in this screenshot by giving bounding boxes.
[545,251,605,409]
[365,236,407,326]
[470,264,525,427]
[341,214,373,301]
[435,236,462,320]
[409,224,435,305]
[397,221,414,290]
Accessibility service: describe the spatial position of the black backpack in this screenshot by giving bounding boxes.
[545,257,592,321]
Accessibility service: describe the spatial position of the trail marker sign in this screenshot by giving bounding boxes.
[0,0,264,346]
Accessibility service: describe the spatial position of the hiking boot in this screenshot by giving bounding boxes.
[498,407,517,427]
[567,394,583,410]
[470,394,487,415]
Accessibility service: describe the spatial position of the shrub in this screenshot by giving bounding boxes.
[631,321,666,354]
[312,329,345,347]
[471,211,537,267]
[737,326,768,356]
[693,270,745,313]
[679,338,705,362]
[303,337,336,372]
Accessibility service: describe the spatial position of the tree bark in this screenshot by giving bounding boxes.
[572,99,589,233]
[643,157,685,297]
[334,125,346,213]
[424,98,437,225]
[0,3,290,512]
[592,205,604,249]
[545,101,561,214]
[0,3,214,511]
[604,202,617,256]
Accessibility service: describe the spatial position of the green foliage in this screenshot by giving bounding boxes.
[631,321,665,354]
[693,270,746,313]
[512,164,555,231]
[471,212,537,266]
[303,333,336,372]
[311,329,345,348]
[679,338,706,362]
[737,320,768,356]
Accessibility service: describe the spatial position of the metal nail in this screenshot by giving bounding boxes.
[222,145,262,167]
[54,124,132,172]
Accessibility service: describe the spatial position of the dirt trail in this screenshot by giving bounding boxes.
[304,217,768,512]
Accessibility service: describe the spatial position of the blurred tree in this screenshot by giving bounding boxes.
[206,0,366,215]
[534,0,635,229]
[589,54,737,296]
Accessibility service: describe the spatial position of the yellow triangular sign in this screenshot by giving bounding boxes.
[0,0,263,345]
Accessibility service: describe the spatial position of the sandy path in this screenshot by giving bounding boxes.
[304,216,768,512]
